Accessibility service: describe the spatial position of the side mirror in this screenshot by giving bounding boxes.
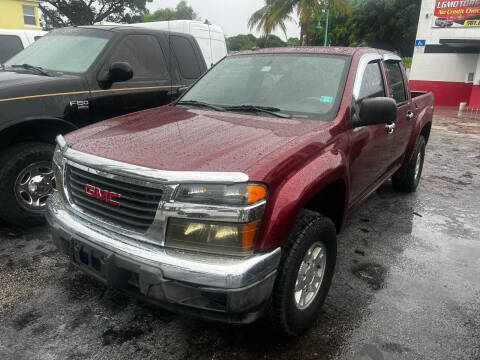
[108,62,133,82]
[98,62,133,86]
[353,97,397,128]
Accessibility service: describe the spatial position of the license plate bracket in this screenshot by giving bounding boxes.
[73,239,110,280]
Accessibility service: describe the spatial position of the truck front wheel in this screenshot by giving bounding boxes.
[392,135,426,193]
[0,142,55,227]
[270,210,337,336]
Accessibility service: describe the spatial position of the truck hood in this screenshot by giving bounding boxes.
[66,105,326,177]
[0,70,83,101]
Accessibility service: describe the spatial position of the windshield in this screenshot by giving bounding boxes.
[5,29,112,74]
[180,53,350,120]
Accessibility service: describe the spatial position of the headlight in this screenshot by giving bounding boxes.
[166,218,259,256]
[174,183,266,206]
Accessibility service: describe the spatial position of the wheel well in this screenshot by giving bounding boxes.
[0,120,76,151]
[303,179,346,233]
[420,121,432,143]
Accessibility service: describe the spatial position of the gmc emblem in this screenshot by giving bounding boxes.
[84,184,121,206]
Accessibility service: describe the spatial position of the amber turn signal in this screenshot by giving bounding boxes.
[242,221,259,251]
[247,185,267,204]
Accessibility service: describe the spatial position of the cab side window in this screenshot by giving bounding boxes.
[385,62,407,104]
[0,35,24,63]
[170,35,202,79]
[108,35,168,81]
[358,62,385,103]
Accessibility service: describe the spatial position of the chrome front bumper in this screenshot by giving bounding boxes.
[47,192,280,322]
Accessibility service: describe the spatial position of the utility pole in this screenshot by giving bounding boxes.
[324,7,330,46]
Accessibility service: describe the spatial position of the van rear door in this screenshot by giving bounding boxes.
[209,26,228,66]
[189,22,212,67]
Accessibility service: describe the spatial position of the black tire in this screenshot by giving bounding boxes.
[392,135,426,193]
[0,142,55,227]
[270,210,337,336]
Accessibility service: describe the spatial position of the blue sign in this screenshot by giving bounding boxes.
[415,39,426,47]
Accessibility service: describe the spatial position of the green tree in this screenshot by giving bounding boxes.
[40,0,150,29]
[258,34,287,48]
[227,34,258,52]
[317,0,421,56]
[248,0,293,40]
[226,34,287,52]
[142,1,197,22]
[249,0,350,45]
[286,37,301,46]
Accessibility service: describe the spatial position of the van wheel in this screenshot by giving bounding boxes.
[392,135,426,193]
[270,210,337,336]
[0,142,55,227]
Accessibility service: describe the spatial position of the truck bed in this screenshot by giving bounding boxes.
[411,91,434,110]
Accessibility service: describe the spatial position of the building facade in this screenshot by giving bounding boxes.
[410,0,480,107]
[0,0,41,30]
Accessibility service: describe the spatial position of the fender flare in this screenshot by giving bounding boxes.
[0,116,78,145]
[257,149,349,251]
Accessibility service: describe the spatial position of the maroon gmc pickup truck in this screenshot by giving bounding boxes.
[47,47,434,335]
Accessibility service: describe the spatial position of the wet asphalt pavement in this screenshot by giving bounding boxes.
[0,107,479,360]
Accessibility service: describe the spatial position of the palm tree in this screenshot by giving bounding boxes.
[250,0,350,46]
[248,0,294,43]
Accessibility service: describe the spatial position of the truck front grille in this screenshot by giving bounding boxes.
[66,164,163,232]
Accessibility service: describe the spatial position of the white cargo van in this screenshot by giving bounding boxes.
[126,20,228,68]
[0,29,46,63]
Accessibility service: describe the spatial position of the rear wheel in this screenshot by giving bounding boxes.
[270,210,337,336]
[392,135,426,193]
[0,142,55,226]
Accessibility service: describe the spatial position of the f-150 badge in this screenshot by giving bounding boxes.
[69,100,89,111]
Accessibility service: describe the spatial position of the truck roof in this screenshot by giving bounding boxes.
[232,46,399,58]
[59,25,201,42]
[76,25,172,33]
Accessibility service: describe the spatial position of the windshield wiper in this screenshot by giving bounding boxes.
[176,100,225,112]
[223,105,292,119]
[11,63,52,76]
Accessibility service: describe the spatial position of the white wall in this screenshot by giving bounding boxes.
[411,0,480,83]
[410,53,479,82]
[474,56,480,85]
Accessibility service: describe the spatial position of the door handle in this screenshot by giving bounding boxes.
[406,111,414,121]
[385,123,396,134]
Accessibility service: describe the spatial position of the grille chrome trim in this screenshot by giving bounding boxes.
[66,163,164,233]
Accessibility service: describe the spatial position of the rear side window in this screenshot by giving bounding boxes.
[358,62,385,102]
[0,35,24,63]
[170,35,201,79]
[109,35,168,81]
[385,62,407,104]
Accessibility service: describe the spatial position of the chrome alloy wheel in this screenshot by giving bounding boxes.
[14,161,55,212]
[294,241,327,310]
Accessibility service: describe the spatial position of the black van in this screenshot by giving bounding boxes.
[0,25,206,226]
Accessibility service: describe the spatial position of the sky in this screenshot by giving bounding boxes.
[147,0,301,40]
